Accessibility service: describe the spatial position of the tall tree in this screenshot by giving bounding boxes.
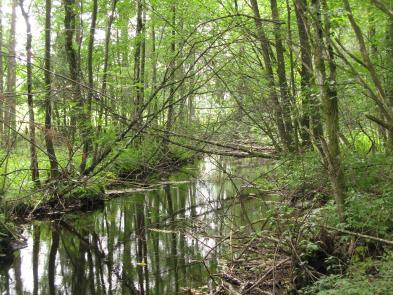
[312,0,345,221]
[164,3,177,150]
[64,0,86,171]
[149,4,159,126]
[44,0,59,178]
[294,0,323,146]
[4,0,17,147]
[250,0,292,152]
[98,0,118,129]
[133,0,146,132]
[384,1,393,152]
[81,0,98,172]
[20,0,40,184]
[270,0,296,151]
[343,0,393,152]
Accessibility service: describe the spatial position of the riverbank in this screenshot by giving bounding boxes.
[1,153,392,293]
[0,142,197,253]
[209,151,393,294]
[0,156,245,293]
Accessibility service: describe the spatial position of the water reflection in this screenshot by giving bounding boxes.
[0,157,271,294]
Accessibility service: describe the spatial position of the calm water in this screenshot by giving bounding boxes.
[0,157,273,294]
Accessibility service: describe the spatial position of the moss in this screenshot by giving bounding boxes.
[112,138,197,180]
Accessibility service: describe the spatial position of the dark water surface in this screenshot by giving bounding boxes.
[0,157,273,294]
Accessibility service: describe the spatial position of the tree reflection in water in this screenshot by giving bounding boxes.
[0,157,271,294]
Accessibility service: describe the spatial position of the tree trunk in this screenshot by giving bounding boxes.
[64,0,85,171]
[94,0,118,162]
[133,0,145,130]
[384,2,393,153]
[270,0,295,152]
[44,0,59,178]
[150,11,158,125]
[80,0,98,172]
[294,0,323,146]
[312,0,345,222]
[286,0,301,149]
[164,3,177,151]
[99,0,118,122]
[20,0,40,184]
[250,0,289,152]
[4,0,17,148]
[343,0,393,153]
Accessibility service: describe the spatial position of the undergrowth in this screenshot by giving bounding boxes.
[267,149,393,293]
[301,251,393,294]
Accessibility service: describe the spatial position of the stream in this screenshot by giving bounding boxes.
[0,157,275,294]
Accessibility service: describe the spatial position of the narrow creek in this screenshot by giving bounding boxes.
[0,157,275,294]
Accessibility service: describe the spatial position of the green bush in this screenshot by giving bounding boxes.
[302,251,393,294]
[345,191,393,235]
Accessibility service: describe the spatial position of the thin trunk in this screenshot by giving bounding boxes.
[20,0,40,184]
[312,0,345,222]
[80,0,98,172]
[75,0,82,59]
[188,50,196,125]
[44,0,59,178]
[133,0,144,129]
[270,0,295,151]
[342,0,393,134]
[286,0,300,149]
[64,0,85,171]
[385,3,393,152]
[369,8,386,148]
[5,0,17,147]
[164,4,176,149]
[94,0,118,162]
[100,0,118,122]
[294,0,323,146]
[150,11,158,125]
[250,0,289,152]
[286,0,296,98]
[141,2,146,103]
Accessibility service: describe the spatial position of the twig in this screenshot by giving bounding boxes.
[241,258,290,294]
[324,225,393,246]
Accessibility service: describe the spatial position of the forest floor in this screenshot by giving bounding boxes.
[206,151,393,294]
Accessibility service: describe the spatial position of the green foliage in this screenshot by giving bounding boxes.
[65,182,105,200]
[302,251,393,295]
[263,151,329,204]
[169,142,196,162]
[342,153,393,234]
[345,153,393,193]
[353,133,374,155]
[345,191,393,235]
[278,151,326,189]
[113,138,162,175]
